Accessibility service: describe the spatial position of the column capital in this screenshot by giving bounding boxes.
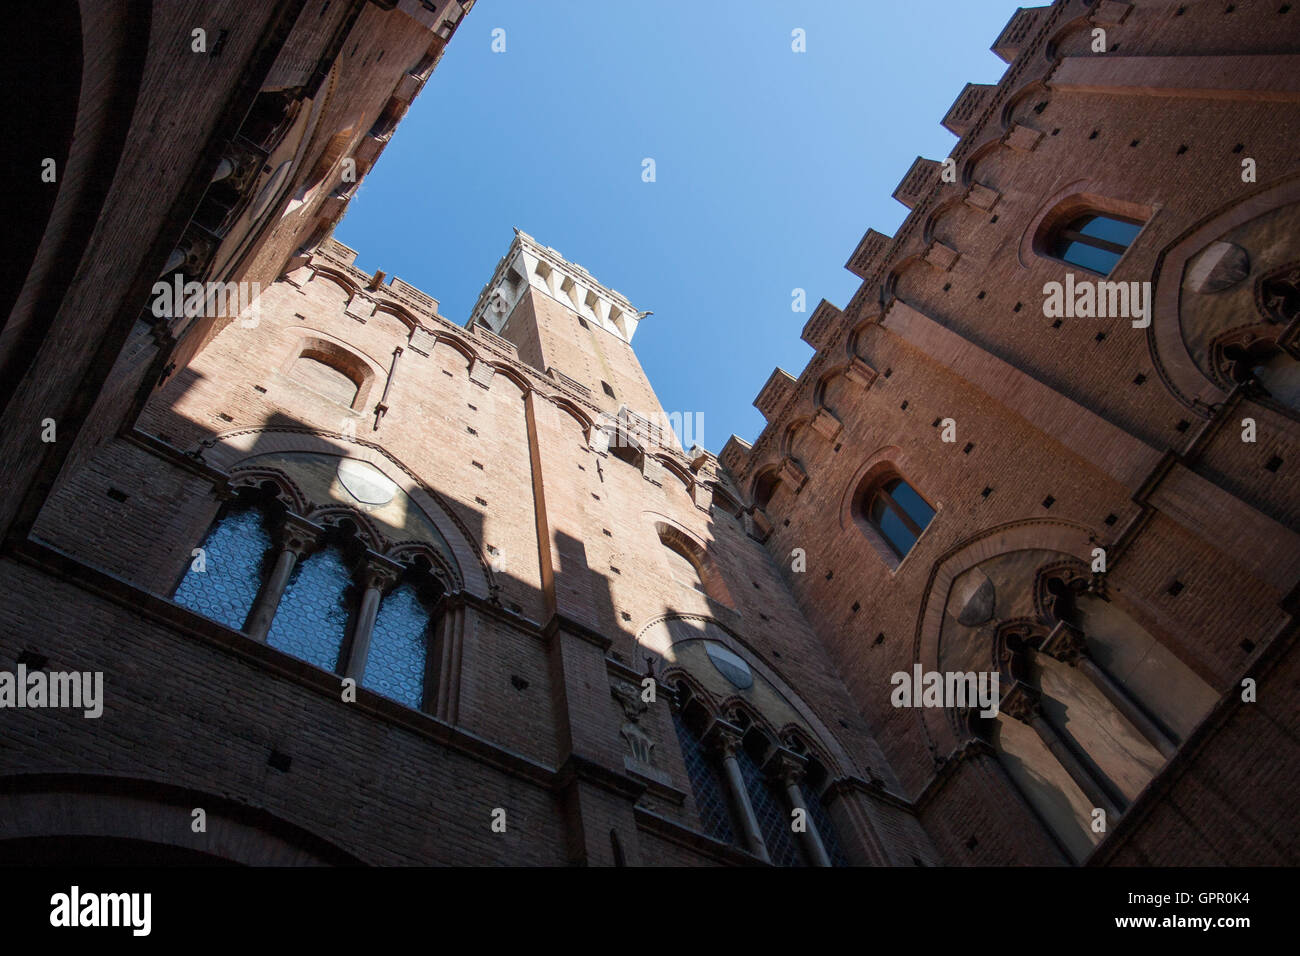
[359,550,405,592]
[762,747,809,787]
[999,680,1042,725]
[1041,620,1089,666]
[277,513,324,556]
[701,718,746,758]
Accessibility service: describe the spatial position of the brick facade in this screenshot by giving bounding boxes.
[0,0,1296,866]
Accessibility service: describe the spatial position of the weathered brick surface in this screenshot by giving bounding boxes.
[3,0,1297,866]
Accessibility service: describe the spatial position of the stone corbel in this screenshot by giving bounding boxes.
[845,355,878,389]
[810,406,842,442]
[778,457,807,493]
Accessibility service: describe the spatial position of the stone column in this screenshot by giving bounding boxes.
[765,747,832,867]
[704,720,770,863]
[343,552,404,683]
[1001,681,1122,822]
[1042,621,1178,759]
[242,514,322,643]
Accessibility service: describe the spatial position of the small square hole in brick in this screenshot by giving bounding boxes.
[466,426,477,435]
[883,368,892,378]
[1176,144,1188,155]
[759,613,769,622]
[621,611,631,621]
[977,290,986,300]
[268,750,291,773]
[825,570,834,580]
[467,403,477,411]
[472,460,484,469]
[253,384,267,393]
[1042,495,1055,508]
[942,283,952,292]
[1013,302,1021,312]
[602,528,612,536]
[1133,373,1146,385]
[1094,332,1106,342]
[1166,580,1185,596]
[874,633,885,646]
[591,493,600,501]
[966,836,979,850]
[16,650,48,670]
[1232,142,1244,153]
[610,566,620,575]
[901,400,909,410]
[1129,139,1140,148]
[475,496,488,506]
[981,486,993,498]
[1265,456,1282,472]
[963,442,974,454]
[1175,420,1190,432]
[1051,319,1063,329]
[932,417,941,427]
[833,443,842,452]
[1240,638,1256,653]
[1089,130,1099,140]
[217,412,234,422]
[1104,513,1118,526]
[106,488,129,503]
[851,601,860,613]
[511,675,529,691]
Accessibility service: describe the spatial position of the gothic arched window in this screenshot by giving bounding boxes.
[857,473,935,561]
[267,544,354,673]
[1048,212,1143,276]
[363,578,440,709]
[735,738,803,867]
[671,709,736,845]
[174,496,448,715]
[174,505,272,631]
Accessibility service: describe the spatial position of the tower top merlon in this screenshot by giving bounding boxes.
[468,230,650,344]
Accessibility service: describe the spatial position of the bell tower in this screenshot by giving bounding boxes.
[468,230,666,430]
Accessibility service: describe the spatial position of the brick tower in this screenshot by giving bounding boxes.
[0,0,1295,870]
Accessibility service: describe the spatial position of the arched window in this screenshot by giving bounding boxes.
[173,505,271,631]
[1049,213,1143,276]
[292,351,362,407]
[662,540,706,595]
[859,475,935,561]
[174,500,445,715]
[363,576,441,709]
[656,524,735,607]
[800,771,851,867]
[668,682,848,866]
[671,709,736,845]
[734,736,803,867]
[267,544,354,673]
[285,338,374,411]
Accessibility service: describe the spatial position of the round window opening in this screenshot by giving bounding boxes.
[704,641,753,690]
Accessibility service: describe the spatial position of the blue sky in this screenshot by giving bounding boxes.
[336,0,1028,452]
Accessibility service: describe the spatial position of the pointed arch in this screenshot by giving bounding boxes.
[911,518,1098,754]
[636,613,855,778]
[194,428,492,597]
